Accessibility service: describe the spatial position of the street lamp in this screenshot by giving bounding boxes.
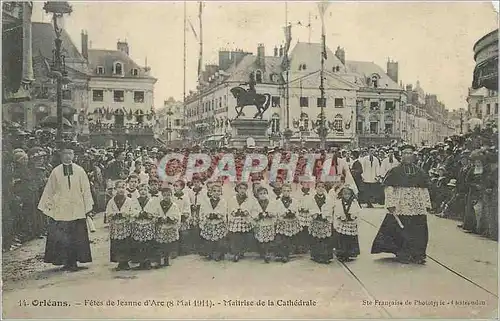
[43,1,72,144]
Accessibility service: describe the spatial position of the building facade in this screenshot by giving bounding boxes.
[472,29,498,91]
[156,97,185,147]
[2,2,35,124]
[467,87,498,128]
[85,34,158,146]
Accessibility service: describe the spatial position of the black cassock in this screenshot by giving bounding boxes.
[371,164,430,263]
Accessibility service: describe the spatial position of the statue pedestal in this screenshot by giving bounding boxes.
[230,118,269,148]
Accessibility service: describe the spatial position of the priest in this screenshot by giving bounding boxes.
[371,144,431,264]
[38,142,94,271]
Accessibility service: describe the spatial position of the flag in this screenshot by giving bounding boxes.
[317,0,330,60]
[281,24,292,69]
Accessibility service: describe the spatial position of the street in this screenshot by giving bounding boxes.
[2,207,498,319]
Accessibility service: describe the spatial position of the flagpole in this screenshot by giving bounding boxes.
[319,3,327,150]
[198,1,203,139]
[183,1,187,140]
[282,1,294,149]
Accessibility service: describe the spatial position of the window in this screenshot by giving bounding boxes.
[317,97,326,108]
[495,103,498,114]
[356,121,363,134]
[272,96,280,108]
[132,69,138,76]
[114,62,123,75]
[134,91,145,103]
[299,64,307,71]
[212,99,214,110]
[370,121,378,134]
[370,101,379,111]
[334,98,344,108]
[114,90,124,102]
[271,114,280,133]
[385,123,393,134]
[336,66,340,72]
[333,114,343,131]
[224,95,227,107]
[255,70,263,83]
[97,66,105,74]
[62,90,72,100]
[174,119,181,126]
[385,101,394,111]
[371,75,379,88]
[93,90,104,102]
[300,97,309,107]
[486,104,491,115]
[476,103,480,115]
[219,98,222,108]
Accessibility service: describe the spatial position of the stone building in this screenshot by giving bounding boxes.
[84,33,158,146]
[156,97,185,147]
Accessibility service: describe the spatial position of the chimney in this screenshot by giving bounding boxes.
[257,43,265,69]
[273,46,278,57]
[81,30,88,60]
[218,50,231,71]
[335,46,345,65]
[406,84,413,92]
[117,40,129,55]
[279,45,283,57]
[386,58,399,83]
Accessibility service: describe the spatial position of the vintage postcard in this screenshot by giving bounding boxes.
[2,0,498,319]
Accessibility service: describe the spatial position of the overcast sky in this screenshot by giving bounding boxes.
[32,1,498,111]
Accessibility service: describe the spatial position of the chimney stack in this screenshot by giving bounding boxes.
[274,46,278,57]
[81,30,88,60]
[335,46,345,65]
[117,40,129,55]
[257,43,265,69]
[386,58,399,83]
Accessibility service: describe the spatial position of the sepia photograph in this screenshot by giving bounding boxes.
[1,0,499,319]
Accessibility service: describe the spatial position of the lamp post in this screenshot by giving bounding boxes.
[43,1,72,144]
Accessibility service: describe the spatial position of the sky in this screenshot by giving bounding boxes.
[32,1,499,111]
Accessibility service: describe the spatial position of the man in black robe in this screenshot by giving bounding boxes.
[371,144,431,264]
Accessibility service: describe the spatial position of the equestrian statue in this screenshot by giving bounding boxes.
[231,72,271,120]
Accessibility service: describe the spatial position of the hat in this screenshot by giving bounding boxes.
[13,150,28,163]
[400,144,416,152]
[469,150,484,161]
[28,147,47,158]
[447,179,457,187]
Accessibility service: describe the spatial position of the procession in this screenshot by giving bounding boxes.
[2,1,498,319]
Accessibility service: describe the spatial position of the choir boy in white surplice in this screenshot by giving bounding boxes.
[199,182,228,261]
[106,180,139,271]
[308,181,334,264]
[251,187,279,263]
[155,186,181,268]
[332,185,361,262]
[295,181,314,254]
[359,147,382,208]
[227,182,255,262]
[130,183,161,270]
[172,179,192,257]
[187,175,206,254]
[275,183,302,263]
[38,145,94,272]
[126,174,140,199]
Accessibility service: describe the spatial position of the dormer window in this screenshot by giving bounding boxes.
[255,70,263,83]
[370,74,380,88]
[113,62,123,75]
[336,66,340,72]
[299,64,307,71]
[97,66,104,74]
[132,68,138,76]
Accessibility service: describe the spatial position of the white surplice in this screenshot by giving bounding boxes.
[359,155,381,183]
[380,156,400,178]
[38,163,94,221]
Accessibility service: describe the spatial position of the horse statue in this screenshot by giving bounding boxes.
[230,86,271,120]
